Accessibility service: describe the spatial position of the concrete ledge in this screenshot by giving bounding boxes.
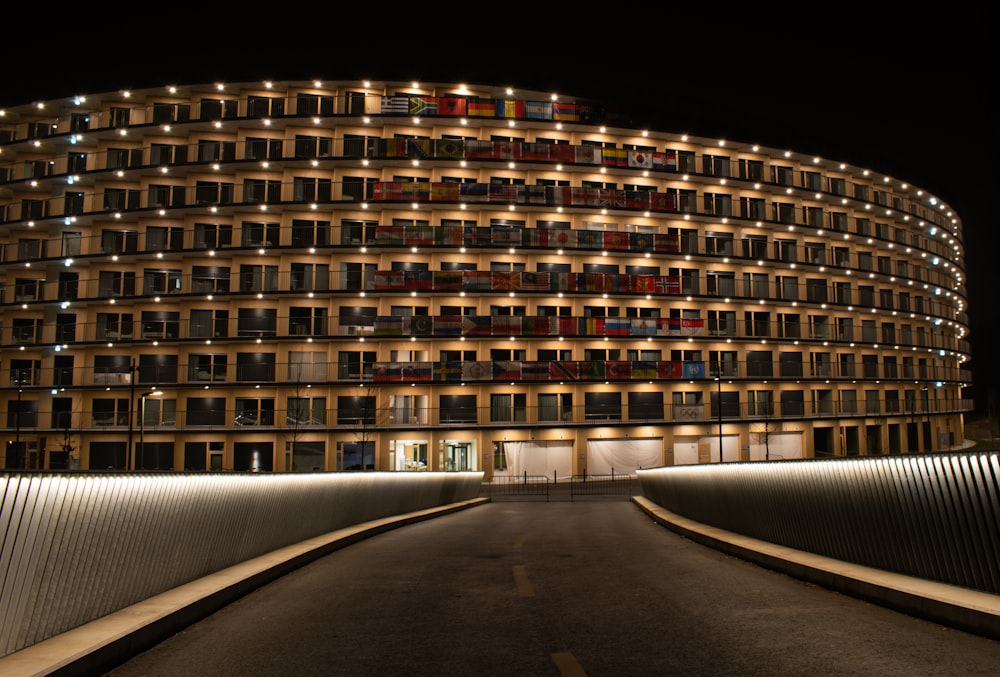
[0,497,490,677]
[632,495,1000,640]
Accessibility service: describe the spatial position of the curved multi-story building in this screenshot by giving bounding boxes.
[0,80,970,475]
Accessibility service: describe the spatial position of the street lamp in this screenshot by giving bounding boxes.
[138,390,162,471]
[716,375,723,464]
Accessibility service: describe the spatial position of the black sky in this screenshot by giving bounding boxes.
[1,11,993,411]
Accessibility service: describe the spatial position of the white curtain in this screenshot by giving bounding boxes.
[587,438,662,476]
[498,441,573,479]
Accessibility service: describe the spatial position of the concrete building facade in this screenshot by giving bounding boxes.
[0,80,971,475]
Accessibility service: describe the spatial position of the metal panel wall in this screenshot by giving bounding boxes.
[0,471,482,657]
[638,453,1000,594]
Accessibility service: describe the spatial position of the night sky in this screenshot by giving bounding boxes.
[1,11,993,412]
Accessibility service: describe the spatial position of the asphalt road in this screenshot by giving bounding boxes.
[104,499,1000,677]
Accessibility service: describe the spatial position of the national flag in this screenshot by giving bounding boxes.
[549,144,576,163]
[401,363,432,382]
[438,97,467,116]
[521,143,551,161]
[520,271,550,291]
[630,232,654,251]
[546,186,571,205]
[606,361,632,380]
[518,185,547,205]
[578,105,605,123]
[524,101,553,120]
[574,146,601,164]
[652,151,677,171]
[372,182,402,201]
[493,141,521,160]
[494,360,521,380]
[458,183,489,202]
[550,361,580,380]
[375,224,404,245]
[631,318,657,336]
[498,100,524,119]
[434,139,464,159]
[552,102,579,121]
[434,361,463,381]
[404,270,433,291]
[577,230,603,249]
[467,99,496,117]
[434,316,464,336]
[654,232,680,253]
[405,139,431,158]
[400,181,429,200]
[372,270,404,291]
[373,316,403,335]
[491,271,519,291]
[433,271,463,291]
[488,184,517,203]
[380,96,409,114]
[461,270,492,291]
[583,361,606,380]
[624,191,651,210]
[463,140,493,159]
[408,96,437,116]
[633,361,657,379]
[631,276,655,294]
[602,148,627,167]
[521,361,550,380]
[650,192,676,211]
[605,317,631,336]
[491,226,522,246]
[603,231,630,251]
[580,316,605,335]
[658,361,682,379]
[430,182,459,202]
[628,150,653,168]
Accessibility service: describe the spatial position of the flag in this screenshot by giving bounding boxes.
[464,140,494,159]
[433,270,463,291]
[682,362,706,379]
[434,316,464,336]
[438,97,467,116]
[405,139,431,158]
[493,141,521,160]
[658,362,682,379]
[574,146,601,164]
[462,361,494,381]
[373,316,403,335]
[550,361,580,380]
[606,361,632,380]
[653,151,677,171]
[434,139,464,159]
[429,182,459,201]
[380,96,409,114]
[602,148,627,167]
[524,101,553,120]
[488,184,517,203]
[552,102,579,121]
[521,361,550,380]
[467,99,495,117]
[520,271,550,291]
[494,361,521,380]
[458,183,488,202]
[650,192,676,211]
[628,150,653,168]
[521,143,552,161]
[372,182,402,201]
[498,100,524,118]
[408,96,438,116]
[434,361,463,381]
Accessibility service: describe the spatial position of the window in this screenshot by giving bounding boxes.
[145,226,184,252]
[287,396,327,425]
[140,311,179,339]
[705,231,734,256]
[337,351,376,379]
[234,397,275,426]
[538,393,573,422]
[188,354,227,382]
[708,310,736,336]
[239,264,278,291]
[99,230,138,254]
[291,219,330,247]
[236,352,276,382]
[190,308,228,338]
[746,351,773,377]
[293,176,332,201]
[142,268,182,295]
[777,276,799,301]
[289,307,328,336]
[289,351,328,381]
[98,271,136,298]
[293,134,333,158]
[742,235,767,259]
[585,392,621,420]
[191,266,231,294]
[743,272,769,298]
[92,398,130,426]
[706,271,735,297]
[96,312,133,340]
[11,318,42,344]
[237,308,277,336]
[628,392,663,421]
[241,221,279,247]
[197,140,236,162]
[141,397,176,427]
[490,393,526,422]
[247,96,285,118]
[290,263,330,291]
[806,278,828,303]
[194,181,235,205]
[778,313,801,338]
[138,354,178,383]
[781,391,805,417]
[440,395,477,423]
[744,311,770,337]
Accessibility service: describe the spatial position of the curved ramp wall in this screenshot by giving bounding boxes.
[0,471,483,657]
[637,453,1000,594]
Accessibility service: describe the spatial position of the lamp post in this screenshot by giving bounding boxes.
[138,390,162,471]
[716,375,723,464]
[127,358,136,470]
[13,369,24,468]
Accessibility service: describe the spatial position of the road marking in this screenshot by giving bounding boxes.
[512,564,534,597]
[552,651,587,676]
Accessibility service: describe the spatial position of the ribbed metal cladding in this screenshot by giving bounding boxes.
[637,452,1000,594]
[0,471,482,658]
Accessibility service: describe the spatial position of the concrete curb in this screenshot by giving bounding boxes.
[632,495,1000,640]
